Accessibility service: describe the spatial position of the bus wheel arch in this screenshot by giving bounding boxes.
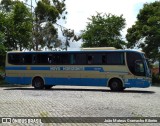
[32,76,44,89]
[108,78,124,91]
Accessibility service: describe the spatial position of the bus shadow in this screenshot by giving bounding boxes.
[3,87,155,94]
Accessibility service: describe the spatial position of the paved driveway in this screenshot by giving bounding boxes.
[0,86,159,126]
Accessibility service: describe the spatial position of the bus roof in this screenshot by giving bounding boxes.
[7,49,144,54]
[81,47,117,51]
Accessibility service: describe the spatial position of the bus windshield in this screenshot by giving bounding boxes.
[144,57,152,77]
[126,52,151,77]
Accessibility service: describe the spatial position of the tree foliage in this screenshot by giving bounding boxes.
[33,0,67,50]
[13,1,32,51]
[81,13,126,49]
[62,29,81,50]
[42,22,61,50]
[126,1,160,61]
[0,0,32,51]
[0,32,6,66]
[0,0,79,51]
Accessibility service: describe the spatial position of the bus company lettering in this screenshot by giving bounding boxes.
[50,66,84,71]
[63,67,84,71]
[50,67,61,71]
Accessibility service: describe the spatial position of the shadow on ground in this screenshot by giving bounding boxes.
[3,86,155,94]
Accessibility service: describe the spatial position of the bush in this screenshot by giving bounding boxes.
[152,73,160,86]
[0,72,5,80]
[0,44,6,67]
[0,66,5,81]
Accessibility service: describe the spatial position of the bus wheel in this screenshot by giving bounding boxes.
[44,85,53,89]
[109,79,124,91]
[32,77,44,89]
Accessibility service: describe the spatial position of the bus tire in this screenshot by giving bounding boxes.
[109,78,124,91]
[44,85,53,89]
[32,77,44,89]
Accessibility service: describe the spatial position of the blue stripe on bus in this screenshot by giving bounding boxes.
[6,66,105,72]
[5,76,151,88]
[5,76,108,86]
[6,66,126,73]
[30,67,50,70]
[5,66,50,70]
[84,67,104,72]
[6,66,27,70]
[124,79,151,88]
[45,77,108,86]
[5,77,32,85]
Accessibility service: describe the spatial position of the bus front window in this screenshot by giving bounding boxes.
[144,58,152,77]
[127,52,146,76]
[135,60,145,76]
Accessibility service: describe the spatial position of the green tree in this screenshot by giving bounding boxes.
[126,1,160,62]
[42,22,61,50]
[0,0,13,12]
[81,13,126,48]
[0,0,79,51]
[0,0,32,51]
[12,1,32,51]
[0,32,6,66]
[62,29,81,50]
[32,0,67,50]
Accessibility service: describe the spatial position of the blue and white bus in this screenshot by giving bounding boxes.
[5,48,151,91]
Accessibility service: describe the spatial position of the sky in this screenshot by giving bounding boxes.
[61,0,157,50]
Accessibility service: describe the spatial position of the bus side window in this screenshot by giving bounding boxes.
[52,55,57,64]
[88,55,93,64]
[8,54,21,64]
[24,54,32,65]
[70,54,76,65]
[8,54,15,64]
[32,55,36,64]
[75,53,87,65]
[48,55,53,64]
[102,55,106,64]
[60,54,69,65]
[20,55,25,64]
[54,55,60,65]
[106,52,124,65]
